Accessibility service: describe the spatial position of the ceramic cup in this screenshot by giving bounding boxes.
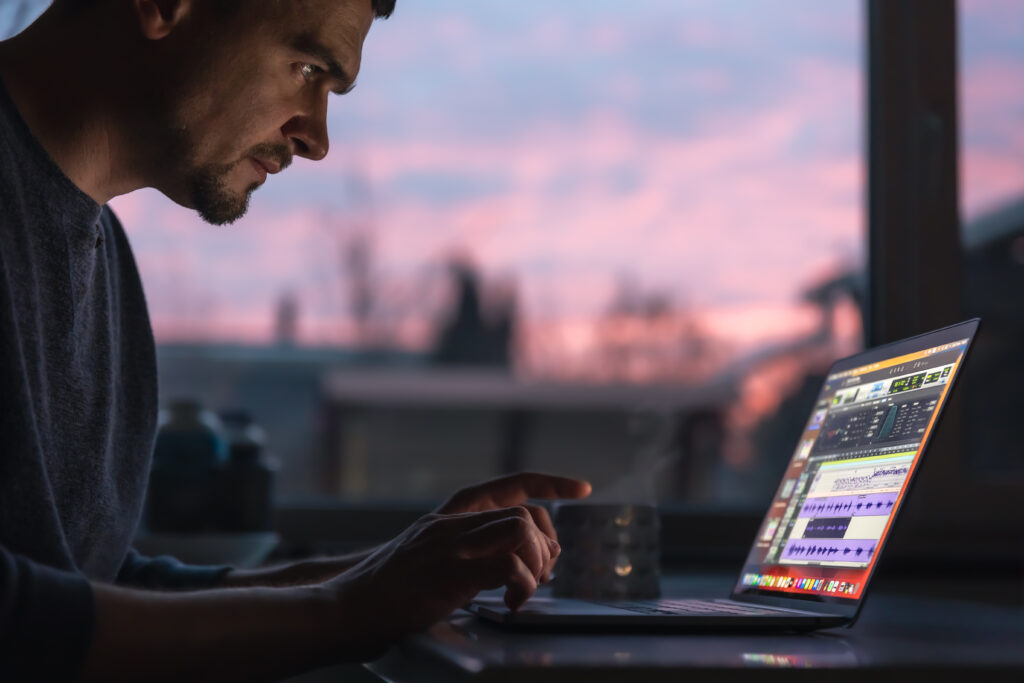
[551,502,661,600]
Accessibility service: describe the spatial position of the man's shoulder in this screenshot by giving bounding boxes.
[99,203,145,256]
[0,111,29,210]
[0,82,101,232]
[99,204,125,232]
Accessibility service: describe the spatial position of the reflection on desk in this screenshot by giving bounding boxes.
[367,580,1024,682]
[412,616,859,669]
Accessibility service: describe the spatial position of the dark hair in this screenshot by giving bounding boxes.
[60,0,396,20]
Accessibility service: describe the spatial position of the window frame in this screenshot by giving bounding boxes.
[866,0,1023,565]
[270,0,1024,571]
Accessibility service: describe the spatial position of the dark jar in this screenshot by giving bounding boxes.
[216,410,277,532]
[146,400,227,533]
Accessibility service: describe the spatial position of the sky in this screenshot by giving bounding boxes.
[959,0,1024,218]
[2,1,1021,371]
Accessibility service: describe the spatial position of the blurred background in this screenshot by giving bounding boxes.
[1,1,1021,530]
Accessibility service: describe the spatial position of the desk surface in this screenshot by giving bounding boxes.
[365,574,1024,682]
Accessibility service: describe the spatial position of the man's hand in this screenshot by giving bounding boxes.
[325,507,545,658]
[221,473,589,590]
[83,474,592,680]
[324,473,590,658]
[436,472,591,581]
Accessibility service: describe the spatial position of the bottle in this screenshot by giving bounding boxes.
[146,400,227,533]
[218,410,277,532]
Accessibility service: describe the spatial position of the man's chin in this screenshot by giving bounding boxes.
[193,183,259,226]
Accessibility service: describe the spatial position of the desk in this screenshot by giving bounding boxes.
[362,574,1024,682]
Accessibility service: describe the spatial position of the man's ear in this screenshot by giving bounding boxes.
[133,0,193,40]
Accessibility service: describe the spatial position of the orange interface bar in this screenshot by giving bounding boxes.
[827,339,969,380]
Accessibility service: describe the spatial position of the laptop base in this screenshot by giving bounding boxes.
[468,596,849,631]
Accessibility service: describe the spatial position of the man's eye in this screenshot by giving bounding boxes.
[298,63,322,81]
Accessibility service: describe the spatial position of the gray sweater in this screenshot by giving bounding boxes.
[0,79,229,678]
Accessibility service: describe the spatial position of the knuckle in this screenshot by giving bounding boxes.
[511,505,531,519]
[526,504,548,522]
[509,514,531,537]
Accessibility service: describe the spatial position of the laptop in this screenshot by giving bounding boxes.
[468,318,980,630]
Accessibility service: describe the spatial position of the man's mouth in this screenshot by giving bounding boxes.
[252,157,282,175]
[248,157,279,185]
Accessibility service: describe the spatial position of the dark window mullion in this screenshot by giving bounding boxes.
[868,0,1021,563]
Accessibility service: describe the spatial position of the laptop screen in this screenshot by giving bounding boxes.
[732,319,979,605]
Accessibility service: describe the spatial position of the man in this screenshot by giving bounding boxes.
[0,1,590,680]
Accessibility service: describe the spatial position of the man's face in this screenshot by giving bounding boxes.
[149,0,375,225]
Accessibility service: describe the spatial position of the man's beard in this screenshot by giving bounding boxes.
[173,136,291,226]
[188,140,291,225]
[188,159,259,226]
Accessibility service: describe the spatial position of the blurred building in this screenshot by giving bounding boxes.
[753,196,1024,476]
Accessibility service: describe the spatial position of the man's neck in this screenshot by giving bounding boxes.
[0,6,146,205]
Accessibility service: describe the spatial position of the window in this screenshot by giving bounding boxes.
[959,0,1024,477]
[865,0,1022,562]
[2,3,864,515]
[134,1,864,509]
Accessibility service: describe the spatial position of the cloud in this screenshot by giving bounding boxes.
[959,2,1024,217]
[110,2,876,363]
[960,63,1024,217]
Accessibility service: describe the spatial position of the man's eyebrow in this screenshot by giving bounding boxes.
[290,33,357,95]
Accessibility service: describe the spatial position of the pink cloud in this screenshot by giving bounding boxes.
[323,82,863,306]
[960,62,1024,218]
[121,76,861,347]
[108,33,872,381]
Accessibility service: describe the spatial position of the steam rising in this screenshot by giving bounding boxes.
[588,405,678,504]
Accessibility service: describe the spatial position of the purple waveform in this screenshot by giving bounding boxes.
[781,538,877,563]
[802,517,850,539]
[798,493,897,518]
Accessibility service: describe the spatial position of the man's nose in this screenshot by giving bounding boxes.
[282,101,330,161]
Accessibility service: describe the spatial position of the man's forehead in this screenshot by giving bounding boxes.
[269,0,375,41]
[271,0,374,75]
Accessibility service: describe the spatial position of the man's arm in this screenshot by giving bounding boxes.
[85,582,344,683]
[0,547,95,681]
[218,549,377,588]
[85,502,559,682]
[0,546,346,683]
[220,472,591,589]
[118,548,233,589]
[219,472,591,589]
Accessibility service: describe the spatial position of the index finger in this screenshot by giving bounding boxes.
[471,472,592,507]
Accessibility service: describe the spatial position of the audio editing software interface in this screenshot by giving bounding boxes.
[736,336,971,601]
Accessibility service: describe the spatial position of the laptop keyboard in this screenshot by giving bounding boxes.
[593,598,781,617]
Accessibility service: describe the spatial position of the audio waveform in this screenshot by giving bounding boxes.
[830,464,909,492]
[802,517,850,539]
[781,538,876,562]
[798,492,898,518]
